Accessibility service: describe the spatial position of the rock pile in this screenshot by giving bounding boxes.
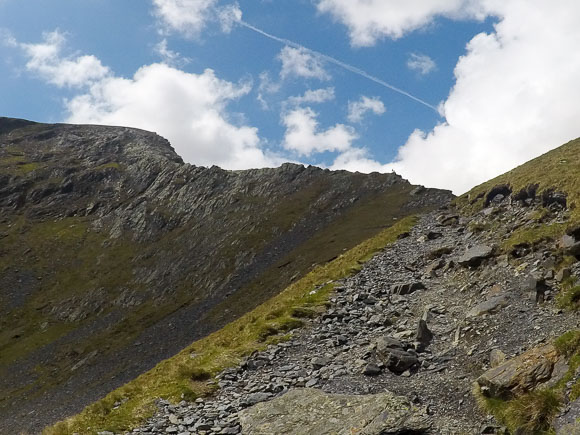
[130,192,580,434]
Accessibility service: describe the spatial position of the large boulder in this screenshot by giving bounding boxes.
[458,245,494,267]
[238,388,431,435]
[374,337,419,373]
[477,344,558,398]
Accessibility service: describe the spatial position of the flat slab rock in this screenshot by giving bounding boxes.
[238,388,431,435]
[458,244,493,267]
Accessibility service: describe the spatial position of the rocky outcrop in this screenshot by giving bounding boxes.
[477,344,558,398]
[238,389,431,435]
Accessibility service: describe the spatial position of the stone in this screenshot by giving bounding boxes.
[458,245,494,267]
[466,295,509,318]
[560,235,580,256]
[556,267,572,282]
[382,349,419,374]
[393,282,426,295]
[477,344,558,398]
[238,388,431,435]
[489,349,507,368]
[240,392,271,407]
[554,397,580,434]
[363,363,382,376]
[425,259,445,277]
[311,356,331,369]
[415,319,433,351]
[374,336,404,353]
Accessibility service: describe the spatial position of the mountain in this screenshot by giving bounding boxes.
[47,136,580,434]
[0,117,453,433]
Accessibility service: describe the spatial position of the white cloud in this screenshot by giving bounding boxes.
[152,0,217,37]
[388,0,580,193]
[278,46,330,80]
[330,147,388,173]
[282,107,356,156]
[19,30,110,88]
[16,31,280,170]
[154,38,190,66]
[316,0,484,46]
[217,3,242,33]
[287,87,335,106]
[256,71,281,110]
[347,96,385,123]
[407,53,436,75]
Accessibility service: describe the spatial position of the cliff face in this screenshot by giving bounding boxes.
[0,117,453,432]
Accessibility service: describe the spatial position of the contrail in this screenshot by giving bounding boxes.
[239,20,440,114]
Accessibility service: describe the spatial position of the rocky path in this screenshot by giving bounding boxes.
[127,200,580,435]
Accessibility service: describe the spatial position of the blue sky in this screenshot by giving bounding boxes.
[2,1,580,193]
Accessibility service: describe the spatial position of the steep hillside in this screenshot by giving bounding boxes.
[49,136,580,435]
[0,117,452,433]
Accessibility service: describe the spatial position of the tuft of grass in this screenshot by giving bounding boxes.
[44,216,418,435]
[554,331,580,357]
[474,384,561,433]
[556,286,580,310]
[502,222,568,252]
[503,390,561,433]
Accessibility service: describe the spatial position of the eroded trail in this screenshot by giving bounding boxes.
[131,199,580,434]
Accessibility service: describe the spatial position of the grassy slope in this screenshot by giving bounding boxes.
[457,137,580,432]
[456,137,580,250]
[45,216,417,434]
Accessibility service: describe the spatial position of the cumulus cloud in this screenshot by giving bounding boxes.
[16,31,280,170]
[407,53,436,75]
[282,107,356,156]
[278,46,330,80]
[387,0,580,193]
[18,30,110,88]
[316,0,484,46]
[315,0,580,194]
[347,96,385,123]
[287,87,335,106]
[152,0,217,37]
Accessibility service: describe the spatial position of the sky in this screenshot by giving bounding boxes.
[1,1,580,194]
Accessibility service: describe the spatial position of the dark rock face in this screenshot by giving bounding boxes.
[0,117,454,433]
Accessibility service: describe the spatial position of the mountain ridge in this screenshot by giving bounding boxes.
[0,117,452,433]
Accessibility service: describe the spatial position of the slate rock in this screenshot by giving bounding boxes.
[240,392,272,407]
[489,349,507,368]
[238,388,431,435]
[393,282,426,295]
[560,235,580,256]
[363,363,382,376]
[556,268,572,282]
[467,295,509,318]
[415,319,433,351]
[458,245,494,267]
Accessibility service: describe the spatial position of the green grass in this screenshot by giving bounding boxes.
[44,216,417,435]
[456,137,580,250]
